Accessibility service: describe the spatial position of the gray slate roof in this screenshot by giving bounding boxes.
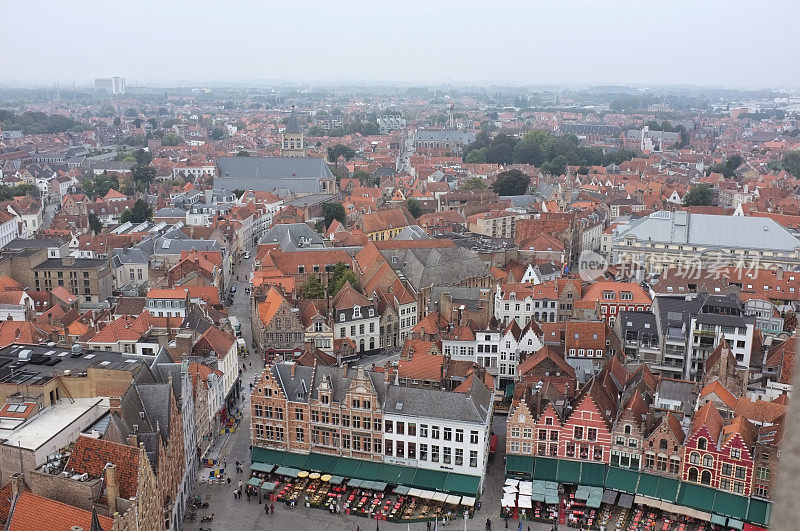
[259,223,325,250]
[384,378,491,424]
[285,108,303,134]
[616,211,800,251]
[416,130,476,145]
[215,156,333,196]
[379,246,489,291]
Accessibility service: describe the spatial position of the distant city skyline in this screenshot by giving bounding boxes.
[1,0,798,89]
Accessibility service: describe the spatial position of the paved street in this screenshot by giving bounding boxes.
[181,258,549,531]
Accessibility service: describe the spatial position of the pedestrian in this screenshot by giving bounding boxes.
[427,522,432,531]
[226,477,231,485]
[486,518,492,531]
[247,490,251,502]
[505,518,508,528]
[233,488,237,500]
[265,503,270,516]
[270,503,274,514]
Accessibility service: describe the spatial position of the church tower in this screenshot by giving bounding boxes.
[281,106,306,157]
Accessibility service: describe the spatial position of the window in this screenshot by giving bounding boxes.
[470,431,479,445]
[443,447,451,464]
[420,444,428,461]
[396,441,404,458]
[385,420,393,433]
[574,426,584,440]
[296,427,304,442]
[721,463,732,476]
[432,426,440,439]
[455,429,463,443]
[455,448,463,466]
[697,438,707,450]
[703,455,713,468]
[431,445,440,462]
[385,439,393,456]
[735,466,746,480]
[690,452,700,465]
[444,427,452,441]
[731,448,741,460]
[756,467,770,480]
[396,422,404,435]
[470,450,478,467]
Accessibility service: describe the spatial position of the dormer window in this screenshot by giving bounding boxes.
[353,305,361,318]
[369,309,374,317]
[339,313,346,322]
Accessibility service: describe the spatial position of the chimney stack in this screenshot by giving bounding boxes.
[10,473,24,500]
[105,463,119,514]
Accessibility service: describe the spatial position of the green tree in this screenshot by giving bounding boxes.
[683,183,715,206]
[301,275,326,299]
[113,116,121,126]
[120,199,153,223]
[465,148,487,164]
[328,262,361,296]
[131,164,157,187]
[327,144,355,164]
[492,169,531,196]
[352,169,375,186]
[132,148,152,165]
[88,213,103,234]
[460,177,487,190]
[124,108,137,117]
[725,155,743,177]
[323,202,347,228]
[0,183,39,201]
[81,172,119,198]
[406,198,422,218]
[781,151,800,178]
[235,150,251,157]
[147,118,158,129]
[513,139,545,165]
[211,127,227,140]
[161,133,180,146]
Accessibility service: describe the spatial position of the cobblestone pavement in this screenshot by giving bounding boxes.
[183,258,552,531]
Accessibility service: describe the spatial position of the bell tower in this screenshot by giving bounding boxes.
[281,106,306,157]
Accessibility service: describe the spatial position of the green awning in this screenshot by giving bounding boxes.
[247,477,263,487]
[580,463,606,486]
[380,464,414,484]
[274,466,301,477]
[260,481,278,491]
[605,467,639,493]
[251,447,289,466]
[444,473,480,496]
[333,457,360,478]
[506,454,534,476]
[636,473,659,498]
[710,514,727,525]
[250,462,274,473]
[533,457,559,481]
[713,491,749,520]
[747,498,771,526]
[304,452,339,473]
[413,468,447,491]
[504,382,516,398]
[280,452,308,469]
[655,477,680,503]
[557,460,581,484]
[727,518,744,530]
[355,460,383,481]
[677,483,715,512]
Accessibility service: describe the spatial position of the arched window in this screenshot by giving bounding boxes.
[624,425,631,434]
[700,470,712,485]
[659,439,668,450]
[690,452,700,465]
[703,455,713,468]
[688,468,698,482]
[697,437,707,450]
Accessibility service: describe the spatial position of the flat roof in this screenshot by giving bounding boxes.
[2,397,108,451]
[0,344,152,386]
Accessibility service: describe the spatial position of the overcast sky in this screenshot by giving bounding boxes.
[1,0,798,88]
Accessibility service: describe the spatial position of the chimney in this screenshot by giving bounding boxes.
[175,333,194,358]
[105,463,119,514]
[127,434,138,447]
[10,473,24,500]
[108,396,122,415]
[290,363,295,378]
[341,364,348,379]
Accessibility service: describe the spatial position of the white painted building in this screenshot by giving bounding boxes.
[382,380,493,482]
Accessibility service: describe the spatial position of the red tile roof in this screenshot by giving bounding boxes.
[8,491,114,531]
[69,436,140,499]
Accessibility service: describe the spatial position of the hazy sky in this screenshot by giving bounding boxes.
[1,0,798,88]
